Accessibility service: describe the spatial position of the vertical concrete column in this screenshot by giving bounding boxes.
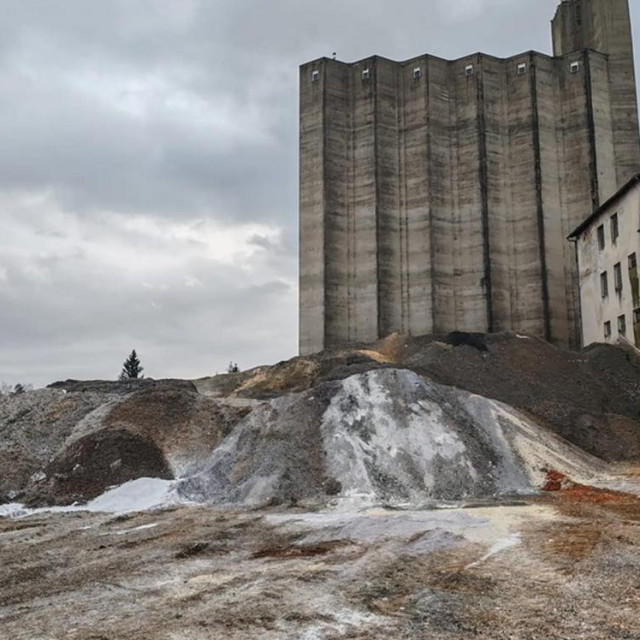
[401,56,433,337]
[534,55,572,346]
[299,61,327,355]
[427,57,457,333]
[350,60,379,344]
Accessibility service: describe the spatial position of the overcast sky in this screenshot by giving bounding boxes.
[1,0,638,387]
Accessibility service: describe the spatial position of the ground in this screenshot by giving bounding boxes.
[2,476,640,640]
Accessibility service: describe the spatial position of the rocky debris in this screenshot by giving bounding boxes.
[0,389,123,502]
[48,378,197,395]
[178,369,604,509]
[24,428,173,506]
[0,383,250,504]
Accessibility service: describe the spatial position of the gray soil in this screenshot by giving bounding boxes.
[1,488,640,639]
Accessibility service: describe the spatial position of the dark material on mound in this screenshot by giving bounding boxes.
[443,332,489,352]
[24,428,172,507]
[48,379,197,395]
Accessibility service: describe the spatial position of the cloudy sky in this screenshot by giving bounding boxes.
[1,0,638,387]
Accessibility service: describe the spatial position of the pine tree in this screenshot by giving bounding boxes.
[119,350,144,381]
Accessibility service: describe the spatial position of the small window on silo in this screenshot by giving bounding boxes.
[597,225,605,250]
[604,321,612,339]
[413,67,422,80]
[465,64,474,77]
[517,63,527,76]
[570,61,580,74]
[311,70,319,82]
[362,68,370,80]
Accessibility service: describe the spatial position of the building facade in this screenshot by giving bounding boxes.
[569,174,640,347]
[299,0,640,355]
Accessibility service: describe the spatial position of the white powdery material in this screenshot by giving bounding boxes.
[321,371,474,506]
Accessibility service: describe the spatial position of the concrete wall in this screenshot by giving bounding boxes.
[575,182,640,346]
[300,0,640,354]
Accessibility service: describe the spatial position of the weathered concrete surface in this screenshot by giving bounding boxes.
[299,0,640,355]
[2,489,640,639]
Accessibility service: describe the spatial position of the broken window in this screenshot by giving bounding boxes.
[604,321,612,339]
[517,63,527,76]
[597,225,605,250]
[601,272,609,298]
[570,61,580,74]
[362,68,370,80]
[465,64,474,77]
[614,262,623,292]
[618,314,627,336]
[413,67,422,80]
[311,70,319,82]
[611,213,619,245]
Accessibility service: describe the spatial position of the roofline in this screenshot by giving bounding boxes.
[568,173,640,240]
[300,47,607,69]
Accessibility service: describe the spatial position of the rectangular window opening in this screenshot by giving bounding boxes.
[601,271,609,299]
[362,68,370,80]
[517,63,527,76]
[634,309,640,324]
[465,64,474,77]
[611,213,619,244]
[618,315,627,336]
[630,253,638,270]
[614,262,623,292]
[604,321,612,340]
[597,225,605,250]
[413,67,422,80]
[311,70,319,82]
[570,61,581,74]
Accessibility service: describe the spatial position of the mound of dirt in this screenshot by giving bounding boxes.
[399,333,640,462]
[178,369,604,509]
[25,428,172,506]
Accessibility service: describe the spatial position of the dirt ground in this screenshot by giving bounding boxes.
[2,478,640,639]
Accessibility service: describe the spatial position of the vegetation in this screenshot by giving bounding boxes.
[119,350,144,381]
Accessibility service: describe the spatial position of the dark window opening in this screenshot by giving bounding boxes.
[597,225,605,250]
[630,253,637,270]
[604,321,612,339]
[618,314,627,336]
[611,213,619,244]
[614,262,623,292]
[601,272,609,298]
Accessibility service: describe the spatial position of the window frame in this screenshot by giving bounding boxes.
[618,314,627,336]
[614,262,623,292]
[597,225,605,250]
[611,213,619,245]
[604,321,612,339]
[600,271,609,299]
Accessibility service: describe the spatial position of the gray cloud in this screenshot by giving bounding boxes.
[0,0,638,386]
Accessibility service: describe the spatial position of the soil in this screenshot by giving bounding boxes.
[1,489,640,639]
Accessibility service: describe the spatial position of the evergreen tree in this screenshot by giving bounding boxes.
[119,350,144,381]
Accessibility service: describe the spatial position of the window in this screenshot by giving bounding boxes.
[465,64,474,77]
[570,61,581,74]
[629,253,637,270]
[311,70,319,82]
[614,262,623,292]
[517,63,527,76]
[413,67,422,80]
[604,321,612,339]
[635,309,640,324]
[611,213,619,244]
[597,225,605,250]
[601,272,609,298]
[618,315,627,336]
[362,68,370,80]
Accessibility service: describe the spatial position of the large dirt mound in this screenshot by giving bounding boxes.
[0,382,250,504]
[178,369,604,509]
[25,428,172,506]
[195,332,640,462]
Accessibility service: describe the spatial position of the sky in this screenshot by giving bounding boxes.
[0,0,639,388]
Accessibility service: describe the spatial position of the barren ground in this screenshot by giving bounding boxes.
[2,477,640,639]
